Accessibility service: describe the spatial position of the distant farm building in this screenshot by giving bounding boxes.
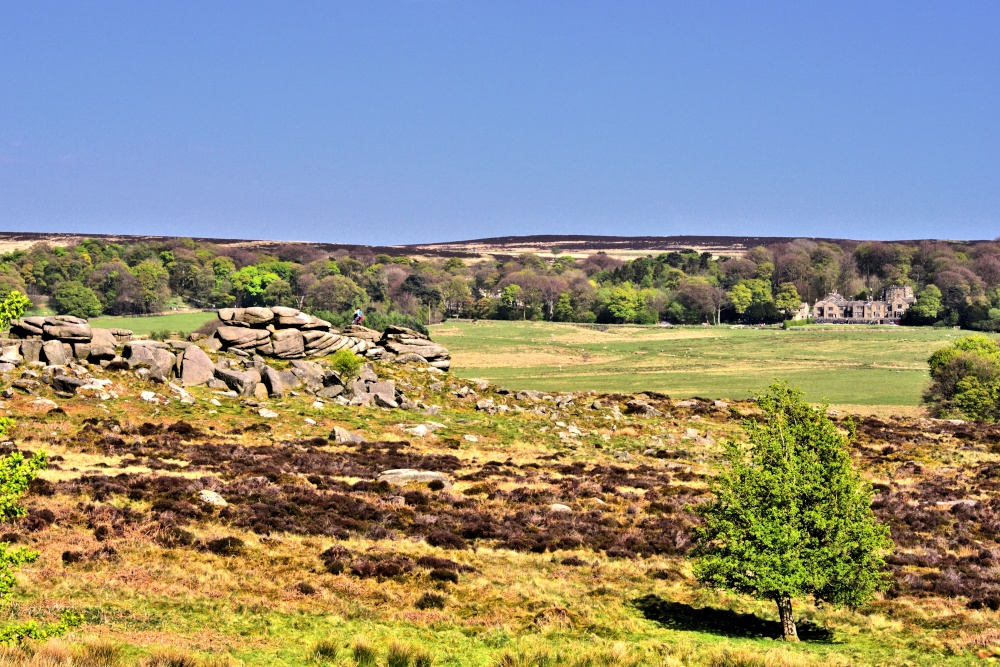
[812,286,914,324]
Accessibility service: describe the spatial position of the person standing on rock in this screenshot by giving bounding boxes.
[352,308,364,326]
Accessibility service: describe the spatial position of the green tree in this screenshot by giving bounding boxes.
[0,442,47,603]
[553,293,574,322]
[774,282,802,316]
[131,260,171,313]
[728,283,753,314]
[231,265,281,307]
[501,285,523,319]
[606,283,642,323]
[52,281,103,318]
[0,291,31,330]
[692,383,892,641]
[261,278,296,308]
[923,334,1000,420]
[906,285,943,324]
[305,275,368,313]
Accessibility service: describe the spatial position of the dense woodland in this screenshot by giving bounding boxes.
[2,237,1000,331]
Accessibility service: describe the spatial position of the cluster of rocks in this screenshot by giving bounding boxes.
[6,315,133,367]
[2,312,446,409]
[203,307,451,370]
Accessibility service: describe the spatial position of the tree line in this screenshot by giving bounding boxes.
[2,236,999,329]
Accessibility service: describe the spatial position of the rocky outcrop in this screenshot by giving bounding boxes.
[8,316,133,365]
[381,326,451,370]
[0,311,448,408]
[211,307,375,359]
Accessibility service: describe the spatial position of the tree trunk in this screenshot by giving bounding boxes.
[775,595,798,641]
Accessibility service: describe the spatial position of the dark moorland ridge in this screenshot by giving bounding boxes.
[0,231,989,258]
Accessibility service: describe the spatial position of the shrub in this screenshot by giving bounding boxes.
[923,334,1000,421]
[205,537,245,556]
[429,568,458,584]
[330,349,363,379]
[415,592,447,610]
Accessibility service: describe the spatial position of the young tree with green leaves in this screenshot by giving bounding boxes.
[692,382,892,641]
[0,292,31,331]
[0,429,47,603]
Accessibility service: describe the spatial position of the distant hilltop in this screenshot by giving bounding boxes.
[0,231,990,262]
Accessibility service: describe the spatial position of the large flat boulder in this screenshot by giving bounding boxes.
[383,341,450,360]
[90,328,119,349]
[10,317,44,337]
[216,326,269,349]
[241,307,275,325]
[218,308,245,322]
[42,320,93,342]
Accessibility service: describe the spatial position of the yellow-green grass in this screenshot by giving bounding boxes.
[432,321,982,407]
[90,311,217,336]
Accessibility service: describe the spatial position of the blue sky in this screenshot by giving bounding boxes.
[1,1,997,244]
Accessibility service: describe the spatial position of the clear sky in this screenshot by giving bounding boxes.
[1,1,997,244]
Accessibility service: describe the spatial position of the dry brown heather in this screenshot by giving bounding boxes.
[4,362,1000,665]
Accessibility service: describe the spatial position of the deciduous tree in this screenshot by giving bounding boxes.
[692,383,892,641]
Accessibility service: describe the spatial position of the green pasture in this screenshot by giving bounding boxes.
[90,311,217,336]
[432,320,978,407]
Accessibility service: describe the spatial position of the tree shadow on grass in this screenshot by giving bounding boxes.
[633,594,834,642]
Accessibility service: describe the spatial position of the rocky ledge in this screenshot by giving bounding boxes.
[204,307,451,370]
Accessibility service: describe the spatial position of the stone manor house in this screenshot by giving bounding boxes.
[810,286,915,324]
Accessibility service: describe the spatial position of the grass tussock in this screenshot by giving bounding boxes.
[351,638,377,667]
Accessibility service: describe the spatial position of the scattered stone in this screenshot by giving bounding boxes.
[376,469,452,488]
[197,490,228,508]
[550,503,572,513]
[258,408,279,419]
[463,434,479,442]
[330,426,365,444]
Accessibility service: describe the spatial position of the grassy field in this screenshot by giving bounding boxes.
[90,311,217,336]
[433,321,976,409]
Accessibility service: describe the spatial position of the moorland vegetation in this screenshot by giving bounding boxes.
[0,335,994,665]
[3,236,1000,330]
